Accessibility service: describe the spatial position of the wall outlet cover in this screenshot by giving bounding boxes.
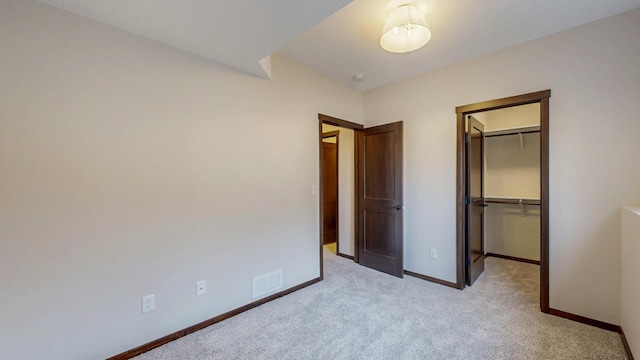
[142,294,155,313]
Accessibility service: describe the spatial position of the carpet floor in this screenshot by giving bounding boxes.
[134,251,628,359]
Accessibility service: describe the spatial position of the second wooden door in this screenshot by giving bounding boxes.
[356,122,403,278]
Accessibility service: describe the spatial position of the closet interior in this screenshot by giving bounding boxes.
[475,103,541,264]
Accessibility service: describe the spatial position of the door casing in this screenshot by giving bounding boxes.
[455,90,551,312]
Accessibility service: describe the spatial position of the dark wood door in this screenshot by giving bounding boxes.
[356,122,403,278]
[466,116,485,285]
[322,141,338,245]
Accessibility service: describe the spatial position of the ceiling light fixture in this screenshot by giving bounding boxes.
[380,3,431,54]
[352,74,366,81]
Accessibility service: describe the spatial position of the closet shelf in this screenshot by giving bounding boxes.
[484,125,540,137]
[484,197,540,206]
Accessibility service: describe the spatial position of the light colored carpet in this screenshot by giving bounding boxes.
[134,251,628,359]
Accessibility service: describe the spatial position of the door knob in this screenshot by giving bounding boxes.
[396,204,403,210]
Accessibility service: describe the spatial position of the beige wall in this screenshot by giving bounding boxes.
[484,133,540,199]
[364,8,640,325]
[485,206,541,261]
[621,207,640,356]
[2,1,639,358]
[322,124,356,256]
[0,1,363,359]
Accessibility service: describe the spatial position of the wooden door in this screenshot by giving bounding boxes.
[322,140,338,245]
[466,116,485,285]
[356,122,403,278]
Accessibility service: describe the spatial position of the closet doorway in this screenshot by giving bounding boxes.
[455,90,551,313]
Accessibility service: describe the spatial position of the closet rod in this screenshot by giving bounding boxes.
[484,198,541,206]
[484,129,540,138]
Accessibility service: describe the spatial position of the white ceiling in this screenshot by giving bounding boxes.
[38,0,640,92]
[36,0,352,78]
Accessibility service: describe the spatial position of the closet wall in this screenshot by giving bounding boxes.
[476,104,541,262]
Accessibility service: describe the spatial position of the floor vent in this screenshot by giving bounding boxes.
[252,270,283,298]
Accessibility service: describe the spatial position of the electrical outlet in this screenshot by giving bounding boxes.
[142,294,155,313]
[430,248,437,260]
[196,280,207,296]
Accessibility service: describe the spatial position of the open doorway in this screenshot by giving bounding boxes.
[455,90,551,313]
[464,103,543,314]
[318,114,404,279]
[318,114,361,280]
[320,129,344,256]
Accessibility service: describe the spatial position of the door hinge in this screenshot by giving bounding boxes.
[465,134,470,143]
[466,257,471,266]
[465,196,470,205]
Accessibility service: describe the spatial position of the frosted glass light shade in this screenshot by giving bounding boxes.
[380,4,431,53]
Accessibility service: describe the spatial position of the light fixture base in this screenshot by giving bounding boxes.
[352,74,366,81]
